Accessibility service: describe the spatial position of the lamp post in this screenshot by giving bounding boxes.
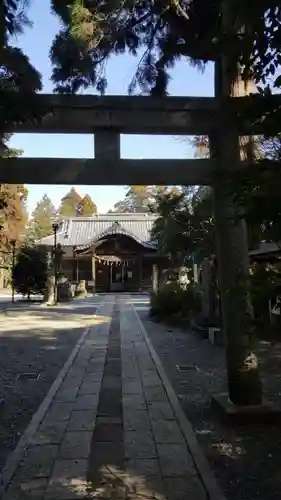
[52,223,59,304]
[11,240,16,303]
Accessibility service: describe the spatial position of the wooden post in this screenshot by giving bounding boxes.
[76,258,79,282]
[192,253,199,283]
[210,2,262,405]
[110,264,113,292]
[200,258,211,320]
[139,257,143,292]
[92,255,96,294]
[152,264,158,292]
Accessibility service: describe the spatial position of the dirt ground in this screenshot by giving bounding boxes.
[0,299,97,471]
[139,311,281,500]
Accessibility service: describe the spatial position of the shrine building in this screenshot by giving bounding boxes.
[37,213,162,293]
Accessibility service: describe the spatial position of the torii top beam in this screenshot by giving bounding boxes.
[8,94,219,135]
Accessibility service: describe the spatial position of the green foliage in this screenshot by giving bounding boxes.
[111,185,176,213]
[77,194,97,216]
[189,133,281,249]
[50,0,281,100]
[226,136,281,246]
[13,245,48,297]
[150,282,201,321]
[26,194,57,242]
[59,187,82,217]
[112,186,151,213]
[1,1,43,134]
[4,0,32,39]
[50,0,210,95]
[250,262,281,334]
[151,187,215,265]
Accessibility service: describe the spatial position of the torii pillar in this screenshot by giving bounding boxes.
[210,29,262,405]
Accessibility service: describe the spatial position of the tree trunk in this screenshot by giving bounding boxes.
[210,3,262,405]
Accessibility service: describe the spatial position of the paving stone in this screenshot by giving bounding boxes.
[126,458,161,477]
[141,367,157,376]
[43,403,73,425]
[87,463,126,499]
[102,376,122,391]
[59,380,81,393]
[122,381,144,395]
[67,409,96,431]
[67,367,86,377]
[93,419,123,442]
[54,387,79,403]
[121,353,137,360]
[78,381,101,395]
[86,362,104,374]
[144,385,168,402]
[147,401,174,420]
[65,368,86,382]
[104,360,121,376]
[75,354,91,368]
[122,371,139,379]
[162,476,207,500]
[74,394,99,410]
[122,372,140,382]
[31,422,67,446]
[82,373,103,384]
[124,430,157,459]
[44,458,89,500]
[157,443,197,477]
[88,441,125,468]
[98,392,122,417]
[59,431,93,459]
[17,445,59,479]
[151,420,183,443]
[123,410,151,431]
[3,478,48,500]
[106,348,120,358]
[141,375,162,388]
[124,474,164,500]
[89,345,107,352]
[122,394,147,411]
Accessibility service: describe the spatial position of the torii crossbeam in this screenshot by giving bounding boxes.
[0,93,266,185]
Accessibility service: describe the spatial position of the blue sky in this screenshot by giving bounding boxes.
[10,1,214,214]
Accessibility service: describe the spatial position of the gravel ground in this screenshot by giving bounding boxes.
[0,299,97,472]
[138,311,281,500]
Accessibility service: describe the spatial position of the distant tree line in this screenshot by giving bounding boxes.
[26,187,98,242]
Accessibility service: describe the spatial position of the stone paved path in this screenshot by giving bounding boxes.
[0,295,214,500]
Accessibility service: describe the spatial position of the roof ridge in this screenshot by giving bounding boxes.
[65,213,158,222]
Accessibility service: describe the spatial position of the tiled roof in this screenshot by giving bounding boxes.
[38,213,157,249]
[249,241,281,257]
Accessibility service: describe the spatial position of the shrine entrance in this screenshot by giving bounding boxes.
[94,255,141,293]
[109,259,135,292]
[106,259,136,292]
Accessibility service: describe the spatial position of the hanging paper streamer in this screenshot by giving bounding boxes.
[92,254,136,266]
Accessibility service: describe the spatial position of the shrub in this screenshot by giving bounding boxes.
[150,281,201,322]
[13,246,48,298]
[250,262,281,337]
